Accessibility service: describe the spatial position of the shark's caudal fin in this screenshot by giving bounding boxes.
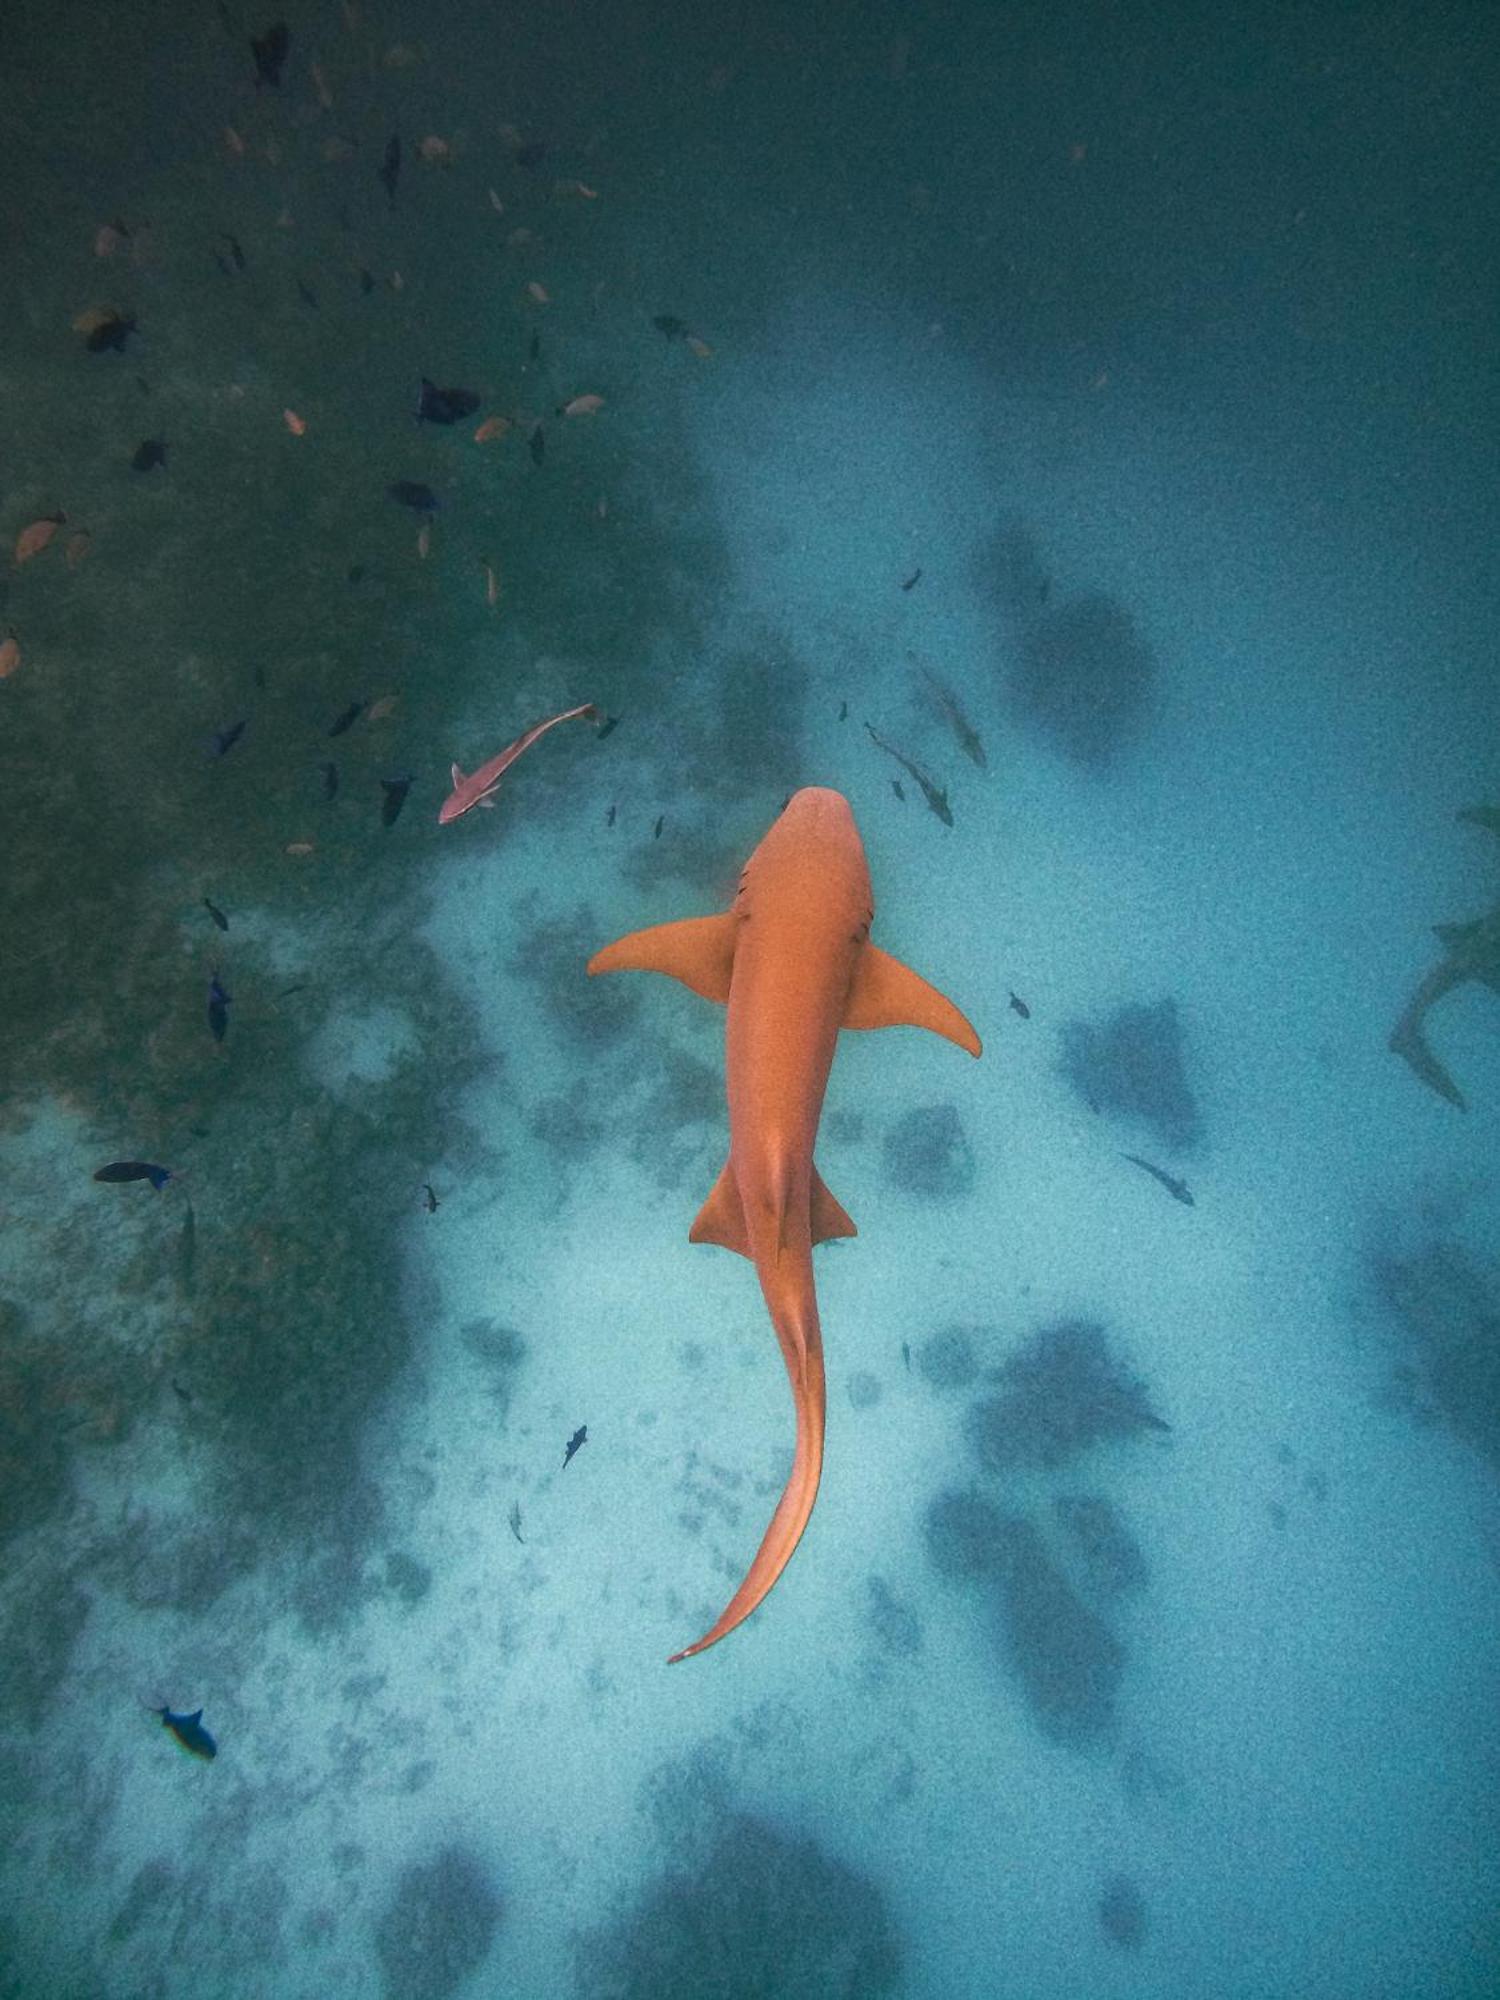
[842,943,982,1056]
[689,1161,857,1257]
[668,1334,827,1664]
[587,914,736,1003]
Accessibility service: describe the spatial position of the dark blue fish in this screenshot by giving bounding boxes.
[85,312,136,353]
[221,233,246,271]
[900,567,923,591]
[250,21,288,87]
[210,719,247,758]
[653,814,664,839]
[595,713,620,740]
[296,278,318,310]
[422,1183,440,1213]
[94,1161,173,1191]
[652,314,687,341]
[528,423,545,466]
[154,1705,216,1759]
[1008,991,1030,1019]
[359,268,376,295]
[380,776,412,827]
[562,1425,587,1468]
[131,438,167,472]
[203,896,229,932]
[387,480,437,513]
[417,378,480,425]
[208,973,232,1043]
[1121,1153,1194,1207]
[379,134,401,206]
[328,700,365,736]
[321,760,339,800]
[514,138,548,168]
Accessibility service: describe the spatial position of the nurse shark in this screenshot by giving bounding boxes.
[589,787,981,1660]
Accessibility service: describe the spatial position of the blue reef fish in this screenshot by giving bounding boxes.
[94,1161,173,1191]
[417,378,479,425]
[153,1705,217,1759]
[1008,990,1030,1019]
[1120,1153,1194,1207]
[387,480,437,513]
[203,896,229,932]
[328,700,365,736]
[379,134,401,206]
[208,973,232,1043]
[250,21,288,87]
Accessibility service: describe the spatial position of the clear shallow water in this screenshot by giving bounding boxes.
[2,3,1497,1995]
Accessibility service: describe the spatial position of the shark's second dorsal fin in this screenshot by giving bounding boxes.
[587,914,737,1003]
[689,1161,752,1255]
[809,1167,857,1244]
[843,944,982,1056]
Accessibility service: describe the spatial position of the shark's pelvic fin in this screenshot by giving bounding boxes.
[689,1162,753,1256]
[843,943,982,1056]
[809,1167,857,1244]
[587,913,737,1003]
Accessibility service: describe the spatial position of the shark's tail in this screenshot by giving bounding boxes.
[1389,961,1471,1111]
[668,1299,827,1664]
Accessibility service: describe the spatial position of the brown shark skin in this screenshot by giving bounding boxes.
[1388,808,1500,1112]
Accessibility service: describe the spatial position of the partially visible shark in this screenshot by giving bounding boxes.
[589,787,981,1661]
[1388,806,1500,1112]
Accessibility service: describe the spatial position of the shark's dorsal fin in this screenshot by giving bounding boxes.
[588,914,737,1004]
[843,943,982,1056]
[689,1161,752,1255]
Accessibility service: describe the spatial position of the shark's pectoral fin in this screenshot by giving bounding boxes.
[1389,960,1471,1111]
[689,1161,753,1256]
[450,763,466,787]
[843,943,982,1056]
[810,1167,857,1244]
[587,914,736,1003]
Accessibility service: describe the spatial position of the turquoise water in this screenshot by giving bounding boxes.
[2,2,1498,1994]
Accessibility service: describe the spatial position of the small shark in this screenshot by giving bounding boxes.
[439,703,598,824]
[151,1704,216,1760]
[589,787,981,1661]
[1389,806,1500,1112]
[864,721,953,826]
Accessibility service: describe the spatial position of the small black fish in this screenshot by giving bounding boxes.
[208,973,231,1043]
[652,314,687,341]
[296,278,318,310]
[154,1705,216,1760]
[221,233,246,271]
[528,423,545,466]
[422,1183,440,1213]
[171,1377,193,1402]
[562,1425,587,1469]
[1008,991,1030,1020]
[328,700,365,736]
[606,804,617,827]
[900,567,923,591]
[320,761,339,800]
[595,713,620,739]
[514,139,548,167]
[380,776,412,827]
[417,378,480,425]
[131,438,167,472]
[653,814,664,839]
[839,700,848,721]
[359,267,376,295]
[211,719,247,758]
[347,563,366,583]
[891,778,906,801]
[901,1340,911,1371]
[203,896,229,932]
[94,1161,173,1191]
[177,1196,196,1295]
[508,1498,524,1543]
[528,331,541,363]
[387,480,437,513]
[86,312,137,353]
[379,133,401,206]
[250,20,288,86]
[1121,1153,1194,1207]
